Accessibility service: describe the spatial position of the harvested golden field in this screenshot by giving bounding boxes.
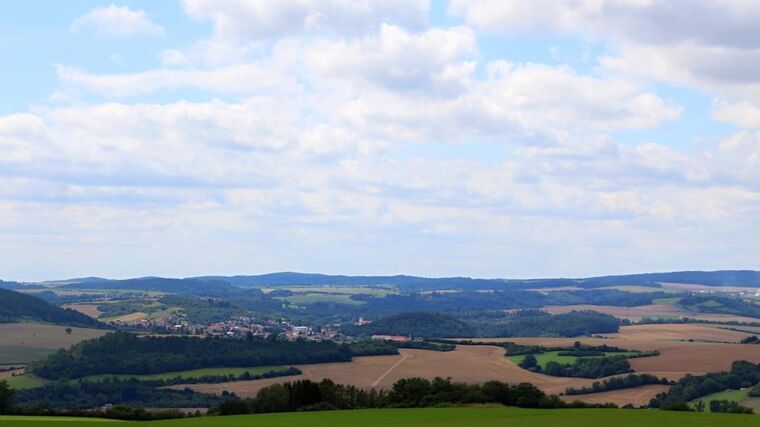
[562,384,670,407]
[172,346,612,398]
[542,304,760,323]
[171,325,760,407]
[108,312,147,322]
[494,335,760,380]
[0,323,109,364]
[61,303,102,318]
[602,324,752,342]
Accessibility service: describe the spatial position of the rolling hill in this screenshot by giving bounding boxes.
[0,289,104,328]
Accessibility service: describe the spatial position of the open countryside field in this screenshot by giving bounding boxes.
[3,407,760,427]
[0,323,108,364]
[172,346,639,399]
[5,374,50,390]
[278,293,364,305]
[262,286,396,296]
[172,326,760,406]
[542,304,760,323]
[602,323,754,342]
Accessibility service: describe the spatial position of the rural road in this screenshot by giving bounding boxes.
[372,352,411,387]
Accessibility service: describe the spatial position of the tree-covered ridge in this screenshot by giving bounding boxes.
[29,332,353,380]
[0,288,104,328]
[343,311,620,339]
[474,310,621,337]
[344,312,476,338]
[58,277,246,297]
[196,270,760,290]
[678,295,760,318]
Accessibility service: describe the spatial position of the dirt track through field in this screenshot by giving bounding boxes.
[372,352,410,387]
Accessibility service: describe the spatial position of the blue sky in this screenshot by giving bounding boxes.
[1,0,759,281]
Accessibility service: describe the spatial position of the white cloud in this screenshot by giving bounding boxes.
[712,100,760,128]
[450,0,760,102]
[71,4,164,37]
[55,63,298,97]
[182,0,430,39]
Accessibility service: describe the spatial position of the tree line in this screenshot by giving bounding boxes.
[565,374,670,395]
[213,377,616,415]
[29,332,353,380]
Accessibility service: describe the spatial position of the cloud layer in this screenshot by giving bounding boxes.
[1,0,758,279]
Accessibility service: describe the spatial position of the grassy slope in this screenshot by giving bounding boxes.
[690,388,753,412]
[0,323,109,364]
[5,374,50,390]
[279,293,365,305]
[3,407,760,427]
[508,351,640,367]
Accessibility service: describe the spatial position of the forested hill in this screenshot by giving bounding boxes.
[30,270,760,294]
[0,279,42,290]
[30,332,352,379]
[343,312,476,338]
[0,288,105,328]
[200,270,760,290]
[58,277,247,297]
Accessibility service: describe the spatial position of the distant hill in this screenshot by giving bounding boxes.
[200,272,500,290]
[344,312,476,338]
[0,288,105,328]
[0,280,43,290]
[58,277,244,297]
[20,270,760,294]
[200,270,760,290]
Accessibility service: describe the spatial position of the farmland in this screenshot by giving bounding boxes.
[507,350,641,367]
[170,323,760,406]
[542,304,760,323]
[278,293,364,306]
[3,407,760,427]
[172,346,631,398]
[0,323,108,364]
[689,388,760,413]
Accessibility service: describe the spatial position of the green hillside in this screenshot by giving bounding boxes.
[0,289,104,328]
[2,407,760,427]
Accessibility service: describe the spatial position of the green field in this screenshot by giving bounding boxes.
[0,323,109,364]
[263,286,396,296]
[5,374,50,390]
[2,407,760,427]
[278,293,365,306]
[80,365,288,382]
[508,351,641,367]
[690,388,756,412]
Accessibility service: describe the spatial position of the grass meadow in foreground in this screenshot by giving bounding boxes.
[3,407,760,427]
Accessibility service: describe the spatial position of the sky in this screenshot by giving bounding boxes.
[1,0,759,281]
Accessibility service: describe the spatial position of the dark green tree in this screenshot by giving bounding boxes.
[0,380,15,414]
